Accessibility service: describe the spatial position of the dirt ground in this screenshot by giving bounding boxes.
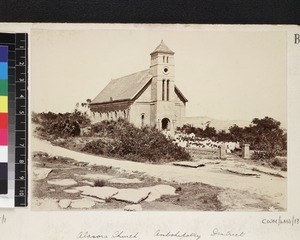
[32,152,224,211]
[31,135,287,211]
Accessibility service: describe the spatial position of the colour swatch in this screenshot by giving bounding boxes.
[0,45,8,194]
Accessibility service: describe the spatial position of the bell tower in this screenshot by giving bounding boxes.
[150,40,175,102]
[149,40,176,134]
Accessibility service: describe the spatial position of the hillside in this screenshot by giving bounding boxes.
[184,116,251,131]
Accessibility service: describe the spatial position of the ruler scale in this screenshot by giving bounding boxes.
[15,34,28,207]
[0,33,28,207]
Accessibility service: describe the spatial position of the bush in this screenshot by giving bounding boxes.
[270,157,287,171]
[82,119,191,163]
[180,117,287,160]
[31,112,40,124]
[270,158,281,167]
[82,139,117,155]
[32,110,91,138]
[252,151,274,160]
[94,179,106,187]
[281,162,287,171]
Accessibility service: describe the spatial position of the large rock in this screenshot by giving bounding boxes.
[58,199,71,209]
[112,188,151,204]
[142,188,161,202]
[47,179,77,186]
[82,195,105,203]
[226,168,260,177]
[81,180,94,186]
[82,174,114,181]
[64,189,80,194]
[108,178,142,184]
[33,168,52,180]
[141,185,177,202]
[152,185,177,196]
[81,186,119,200]
[74,186,93,192]
[251,166,286,178]
[70,198,95,209]
[124,204,142,211]
[173,161,205,168]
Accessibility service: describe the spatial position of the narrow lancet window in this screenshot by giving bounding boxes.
[162,80,165,101]
[167,80,170,101]
[141,114,145,127]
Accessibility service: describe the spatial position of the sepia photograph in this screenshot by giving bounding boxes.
[30,27,287,211]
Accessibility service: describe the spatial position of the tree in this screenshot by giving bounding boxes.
[203,124,217,139]
[229,124,244,142]
[248,117,286,159]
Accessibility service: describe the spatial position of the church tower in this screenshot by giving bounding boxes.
[149,40,176,134]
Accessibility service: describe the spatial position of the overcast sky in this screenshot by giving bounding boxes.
[31,26,287,127]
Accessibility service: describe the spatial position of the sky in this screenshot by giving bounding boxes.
[31,26,287,127]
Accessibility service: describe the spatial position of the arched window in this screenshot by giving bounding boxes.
[141,114,145,127]
[167,80,170,101]
[115,111,118,119]
[124,110,126,119]
[163,56,165,63]
[166,56,169,63]
[162,79,165,101]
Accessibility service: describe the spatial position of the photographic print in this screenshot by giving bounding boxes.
[30,27,287,211]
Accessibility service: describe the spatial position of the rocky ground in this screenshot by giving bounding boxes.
[31,136,287,211]
[32,152,223,211]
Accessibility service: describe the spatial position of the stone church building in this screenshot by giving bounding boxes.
[90,41,188,134]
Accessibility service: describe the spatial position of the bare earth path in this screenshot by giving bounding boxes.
[31,137,286,211]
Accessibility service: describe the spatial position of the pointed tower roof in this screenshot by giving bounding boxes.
[150,40,174,55]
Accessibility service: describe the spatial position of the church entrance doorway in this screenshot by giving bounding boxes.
[161,118,170,130]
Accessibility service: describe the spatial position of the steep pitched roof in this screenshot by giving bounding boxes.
[150,40,174,55]
[91,69,152,104]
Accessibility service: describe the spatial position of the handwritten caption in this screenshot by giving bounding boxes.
[73,215,300,239]
[262,216,300,226]
[76,229,246,240]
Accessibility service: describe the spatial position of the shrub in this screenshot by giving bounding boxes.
[180,117,287,160]
[281,162,287,171]
[271,158,281,167]
[94,179,106,187]
[32,110,91,138]
[81,139,116,155]
[83,119,191,163]
[252,151,274,160]
[31,112,40,124]
[269,157,287,171]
